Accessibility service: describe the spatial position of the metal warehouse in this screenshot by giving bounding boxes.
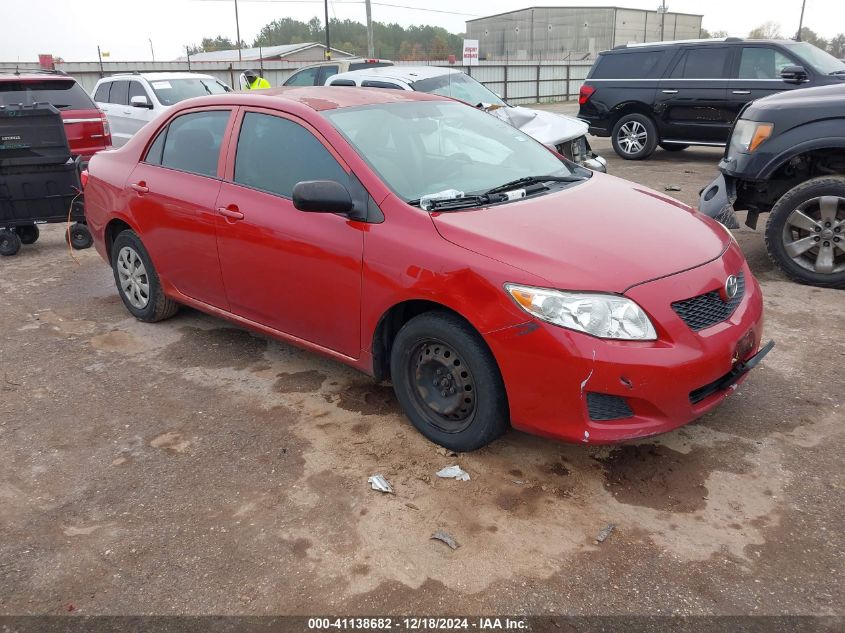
[466,6,703,60]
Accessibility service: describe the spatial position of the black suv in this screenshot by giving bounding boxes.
[578,38,845,160]
[699,83,845,288]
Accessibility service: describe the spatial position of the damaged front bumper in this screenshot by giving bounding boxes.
[557,136,607,173]
[699,173,740,229]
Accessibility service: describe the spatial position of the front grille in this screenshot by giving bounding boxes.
[586,392,634,421]
[671,272,745,331]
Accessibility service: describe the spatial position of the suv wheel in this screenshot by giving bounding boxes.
[764,176,845,288]
[389,311,509,452]
[611,113,658,160]
[111,230,179,321]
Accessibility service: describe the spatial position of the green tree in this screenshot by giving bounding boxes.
[828,33,845,58]
[798,26,828,51]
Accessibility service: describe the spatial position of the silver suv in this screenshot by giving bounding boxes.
[92,72,230,147]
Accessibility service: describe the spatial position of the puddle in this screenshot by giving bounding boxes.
[161,327,267,369]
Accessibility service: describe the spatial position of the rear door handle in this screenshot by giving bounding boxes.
[661,89,678,94]
[732,90,751,95]
[123,109,132,114]
[217,206,244,221]
[130,182,149,194]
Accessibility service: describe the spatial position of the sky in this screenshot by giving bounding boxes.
[0,0,843,62]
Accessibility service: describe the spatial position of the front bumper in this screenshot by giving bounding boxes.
[485,244,767,444]
[699,173,740,229]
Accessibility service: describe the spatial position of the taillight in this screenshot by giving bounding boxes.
[100,114,111,139]
[80,170,89,188]
[578,84,595,106]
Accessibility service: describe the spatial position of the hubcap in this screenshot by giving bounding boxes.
[782,195,845,275]
[116,246,150,309]
[617,121,647,154]
[409,339,476,433]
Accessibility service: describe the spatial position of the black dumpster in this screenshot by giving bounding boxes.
[0,102,90,256]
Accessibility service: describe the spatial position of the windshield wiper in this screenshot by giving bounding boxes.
[484,174,587,196]
[408,194,491,211]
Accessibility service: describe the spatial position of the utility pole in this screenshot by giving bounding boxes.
[796,0,806,41]
[324,0,332,60]
[234,0,242,62]
[365,0,374,58]
[659,0,667,42]
[149,38,155,61]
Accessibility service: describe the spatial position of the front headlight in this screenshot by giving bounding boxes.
[505,284,657,340]
[729,119,773,156]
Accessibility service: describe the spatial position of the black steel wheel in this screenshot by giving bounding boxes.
[17,225,40,245]
[390,311,509,451]
[0,229,21,256]
[66,223,93,250]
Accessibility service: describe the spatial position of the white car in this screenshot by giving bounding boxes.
[92,72,230,147]
[325,66,606,171]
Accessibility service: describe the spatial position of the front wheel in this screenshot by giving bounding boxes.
[389,312,509,452]
[764,176,845,288]
[611,113,658,160]
[111,230,179,322]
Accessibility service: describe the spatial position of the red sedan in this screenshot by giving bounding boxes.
[83,87,771,451]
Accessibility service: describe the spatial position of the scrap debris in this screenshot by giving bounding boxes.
[596,523,616,543]
[367,474,394,494]
[664,184,682,191]
[431,529,460,550]
[436,465,471,481]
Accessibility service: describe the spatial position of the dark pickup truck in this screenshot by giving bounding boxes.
[699,83,845,288]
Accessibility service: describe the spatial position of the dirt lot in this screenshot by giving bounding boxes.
[1,106,843,617]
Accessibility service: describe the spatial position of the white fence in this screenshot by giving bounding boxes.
[1,59,595,104]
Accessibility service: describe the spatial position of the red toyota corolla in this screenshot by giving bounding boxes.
[83,87,772,451]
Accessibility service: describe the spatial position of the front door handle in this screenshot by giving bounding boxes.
[732,90,751,95]
[217,206,244,221]
[130,182,149,194]
[661,89,679,94]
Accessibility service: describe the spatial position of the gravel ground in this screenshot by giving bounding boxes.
[0,105,843,617]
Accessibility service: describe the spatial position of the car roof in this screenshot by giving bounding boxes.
[0,72,77,82]
[174,85,445,112]
[100,72,219,82]
[330,65,459,84]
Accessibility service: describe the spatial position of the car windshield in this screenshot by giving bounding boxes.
[410,72,506,107]
[324,101,575,203]
[148,77,229,106]
[0,79,94,110]
[786,41,845,75]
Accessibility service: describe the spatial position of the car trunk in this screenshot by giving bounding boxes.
[60,109,109,161]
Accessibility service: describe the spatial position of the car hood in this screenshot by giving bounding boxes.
[486,105,588,145]
[430,173,730,293]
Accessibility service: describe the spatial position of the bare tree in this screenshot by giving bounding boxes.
[748,21,782,39]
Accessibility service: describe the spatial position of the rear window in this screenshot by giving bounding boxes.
[590,51,666,79]
[0,79,95,110]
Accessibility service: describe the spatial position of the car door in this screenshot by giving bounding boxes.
[126,80,157,137]
[724,45,805,124]
[214,108,364,358]
[102,80,132,146]
[655,46,733,143]
[127,108,234,310]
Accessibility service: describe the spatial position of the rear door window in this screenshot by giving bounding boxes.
[234,112,346,198]
[284,67,319,86]
[159,110,231,177]
[108,80,130,105]
[590,51,666,79]
[670,47,731,79]
[317,65,340,85]
[93,82,111,103]
[0,79,95,110]
[738,47,795,79]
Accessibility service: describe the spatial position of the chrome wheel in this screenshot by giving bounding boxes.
[617,121,648,155]
[782,196,845,275]
[116,246,150,309]
[408,338,477,434]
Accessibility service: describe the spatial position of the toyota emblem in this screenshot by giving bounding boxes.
[724,275,739,300]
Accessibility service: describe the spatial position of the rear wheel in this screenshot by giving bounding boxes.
[764,176,845,288]
[17,225,40,245]
[0,229,21,256]
[659,143,689,152]
[611,113,658,160]
[111,230,179,322]
[66,223,93,250]
[389,311,509,452]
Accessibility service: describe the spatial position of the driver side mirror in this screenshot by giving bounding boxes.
[781,65,808,83]
[292,180,358,217]
[130,95,153,109]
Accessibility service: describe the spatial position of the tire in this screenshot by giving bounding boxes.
[764,176,845,288]
[659,143,689,152]
[611,113,658,160]
[389,311,509,452]
[111,230,179,322]
[66,223,93,250]
[0,229,21,256]
[17,225,40,245]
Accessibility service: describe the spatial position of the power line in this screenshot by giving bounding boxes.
[193,0,479,16]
